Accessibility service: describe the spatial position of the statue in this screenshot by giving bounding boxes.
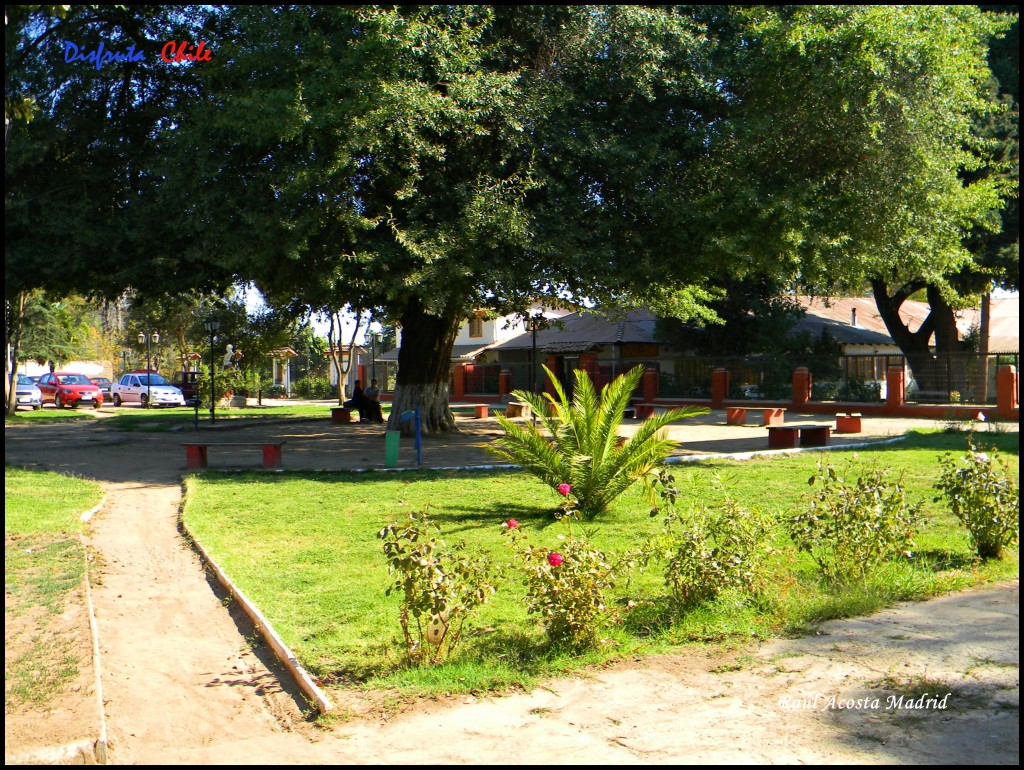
[223,344,241,368]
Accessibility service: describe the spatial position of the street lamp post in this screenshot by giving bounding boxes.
[137,331,160,408]
[370,332,381,383]
[204,315,220,423]
[528,314,545,394]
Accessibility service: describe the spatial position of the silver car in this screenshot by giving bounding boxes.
[14,374,43,410]
[111,372,186,407]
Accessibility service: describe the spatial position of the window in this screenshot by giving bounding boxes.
[468,316,484,338]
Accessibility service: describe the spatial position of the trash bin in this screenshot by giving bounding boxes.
[384,430,401,467]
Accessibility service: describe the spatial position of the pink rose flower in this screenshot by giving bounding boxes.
[507,518,519,529]
[557,483,572,496]
[548,552,564,567]
[975,452,989,463]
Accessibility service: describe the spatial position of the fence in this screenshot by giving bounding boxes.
[656,352,1018,405]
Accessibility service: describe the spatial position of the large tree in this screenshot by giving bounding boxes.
[162,6,730,432]
[701,6,1012,389]
[5,5,236,411]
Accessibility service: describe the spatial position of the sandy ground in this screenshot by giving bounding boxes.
[4,406,1019,765]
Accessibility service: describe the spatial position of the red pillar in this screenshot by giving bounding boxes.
[498,369,511,397]
[643,367,659,403]
[452,363,466,401]
[545,355,560,398]
[791,367,811,409]
[886,365,905,410]
[997,365,1018,418]
[711,368,730,408]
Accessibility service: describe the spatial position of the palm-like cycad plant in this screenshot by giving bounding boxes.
[488,365,708,518]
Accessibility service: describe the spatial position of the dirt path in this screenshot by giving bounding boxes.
[4,413,1019,764]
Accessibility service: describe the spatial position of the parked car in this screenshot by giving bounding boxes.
[171,370,202,407]
[90,376,113,399]
[36,372,104,409]
[110,372,186,407]
[13,374,43,410]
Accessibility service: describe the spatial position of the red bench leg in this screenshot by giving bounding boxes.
[763,408,786,426]
[801,427,831,447]
[768,429,799,449]
[185,445,208,469]
[263,444,283,469]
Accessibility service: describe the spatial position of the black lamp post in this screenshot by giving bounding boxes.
[204,315,220,423]
[137,331,160,408]
[370,332,381,382]
[528,314,545,394]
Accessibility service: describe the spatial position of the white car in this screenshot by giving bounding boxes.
[111,372,186,407]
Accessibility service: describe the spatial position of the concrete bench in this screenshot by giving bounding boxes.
[473,405,490,418]
[766,424,831,449]
[505,401,532,418]
[635,403,658,419]
[835,413,863,434]
[726,407,747,425]
[728,407,784,426]
[331,407,353,424]
[182,441,286,470]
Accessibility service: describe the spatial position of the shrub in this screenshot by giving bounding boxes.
[292,376,333,399]
[643,470,775,608]
[787,460,923,582]
[934,441,1019,559]
[487,365,708,518]
[838,378,882,402]
[378,512,496,665]
[503,489,625,651]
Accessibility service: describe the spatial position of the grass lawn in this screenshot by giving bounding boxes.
[180,429,1018,696]
[5,467,103,709]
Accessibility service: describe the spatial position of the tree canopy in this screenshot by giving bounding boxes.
[6,5,1015,420]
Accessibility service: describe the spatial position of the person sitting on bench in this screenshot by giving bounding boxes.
[344,380,370,422]
[362,378,385,423]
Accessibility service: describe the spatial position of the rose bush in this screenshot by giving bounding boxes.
[379,511,496,665]
[935,440,1019,559]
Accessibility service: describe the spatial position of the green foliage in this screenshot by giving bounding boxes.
[502,510,621,652]
[643,470,775,609]
[488,365,707,518]
[838,378,883,403]
[378,512,496,665]
[934,438,1020,559]
[787,460,924,582]
[292,377,333,400]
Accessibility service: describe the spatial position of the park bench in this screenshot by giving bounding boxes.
[182,441,286,470]
[635,403,658,419]
[473,405,490,418]
[505,401,532,418]
[766,423,831,449]
[727,407,786,426]
[835,412,863,434]
[331,407,353,424]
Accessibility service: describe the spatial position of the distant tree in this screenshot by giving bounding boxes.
[703,6,1012,390]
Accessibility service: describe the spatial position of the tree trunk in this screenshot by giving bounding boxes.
[5,293,28,417]
[871,279,941,393]
[387,300,461,435]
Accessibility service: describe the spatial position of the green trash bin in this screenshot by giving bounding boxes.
[384,430,401,467]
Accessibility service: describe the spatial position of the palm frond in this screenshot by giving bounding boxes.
[487,364,707,518]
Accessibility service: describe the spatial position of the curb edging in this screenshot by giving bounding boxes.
[181,521,334,715]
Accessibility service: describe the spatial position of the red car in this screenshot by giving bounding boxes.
[36,372,104,409]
